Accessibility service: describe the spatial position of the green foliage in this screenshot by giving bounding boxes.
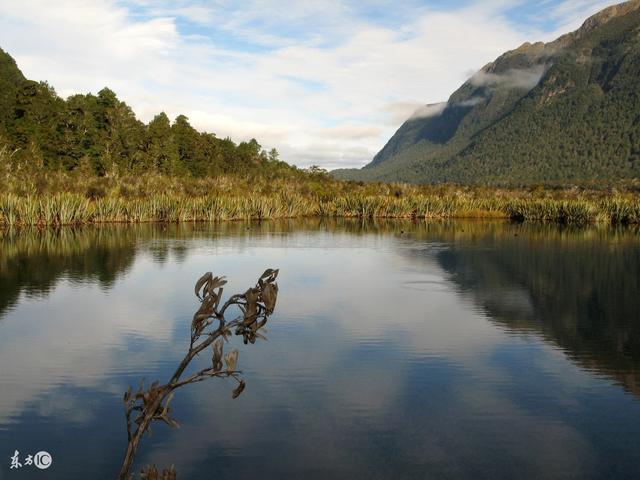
[0,47,294,181]
[1,173,638,226]
[1,24,639,228]
[342,3,640,186]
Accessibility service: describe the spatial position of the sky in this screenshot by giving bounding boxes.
[0,0,619,170]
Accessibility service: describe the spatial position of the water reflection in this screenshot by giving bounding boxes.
[0,227,137,315]
[0,220,639,479]
[406,222,640,398]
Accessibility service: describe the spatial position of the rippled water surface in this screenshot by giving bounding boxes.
[1,219,639,479]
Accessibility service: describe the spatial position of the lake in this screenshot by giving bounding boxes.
[1,219,639,479]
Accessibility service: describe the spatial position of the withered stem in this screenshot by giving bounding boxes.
[117,269,277,480]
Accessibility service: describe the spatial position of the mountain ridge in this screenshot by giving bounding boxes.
[335,0,640,185]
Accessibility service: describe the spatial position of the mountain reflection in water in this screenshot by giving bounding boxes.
[0,219,638,479]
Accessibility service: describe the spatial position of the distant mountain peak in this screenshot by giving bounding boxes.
[335,0,640,185]
[579,0,640,32]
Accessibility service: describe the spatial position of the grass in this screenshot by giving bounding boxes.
[0,171,639,226]
[2,190,639,226]
[0,193,316,225]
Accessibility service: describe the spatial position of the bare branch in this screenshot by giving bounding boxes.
[118,268,279,480]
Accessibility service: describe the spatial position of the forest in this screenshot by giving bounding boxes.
[0,47,639,226]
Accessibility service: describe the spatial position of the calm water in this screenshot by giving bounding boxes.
[0,219,639,479]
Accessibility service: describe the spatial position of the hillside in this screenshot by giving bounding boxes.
[0,47,296,179]
[334,0,640,185]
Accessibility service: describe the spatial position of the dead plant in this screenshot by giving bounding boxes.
[118,268,279,479]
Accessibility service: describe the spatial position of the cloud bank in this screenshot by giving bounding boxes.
[409,102,448,120]
[470,64,549,91]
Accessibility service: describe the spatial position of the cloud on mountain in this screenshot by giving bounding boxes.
[0,0,616,169]
[469,64,549,91]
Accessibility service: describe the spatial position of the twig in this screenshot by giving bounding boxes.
[118,268,279,479]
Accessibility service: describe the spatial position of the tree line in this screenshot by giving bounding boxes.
[0,48,294,179]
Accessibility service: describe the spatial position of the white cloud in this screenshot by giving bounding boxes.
[381,101,427,125]
[470,64,549,90]
[0,0,612,169]
[0,261,181,424]
[456,96,486,107]
[409,102,448,120]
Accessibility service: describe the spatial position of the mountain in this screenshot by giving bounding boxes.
[334,0,640,185]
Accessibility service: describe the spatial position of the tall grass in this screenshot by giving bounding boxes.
[1,172,638,226]
[0,193,320,226]
[505,198,640,224]
[2,191,639,226]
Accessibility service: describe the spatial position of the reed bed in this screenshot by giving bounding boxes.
[505,198,640,224]
[1,171,639,226]
[2,191,639,226]
[0,193,319,226]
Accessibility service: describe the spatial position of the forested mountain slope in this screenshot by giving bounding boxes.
[334,0,640,185]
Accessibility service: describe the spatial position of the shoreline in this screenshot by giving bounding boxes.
[1,192,639,227]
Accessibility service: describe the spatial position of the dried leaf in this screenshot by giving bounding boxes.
[141,465,160,480]
[192,312,208,326]
[261,282,278,314]
[243,288,260,324]
[246,287,260,303]
[260,268,275,279]
[232,380,246,399]
[260,268,279,281]
[161,416,180,429]
[224,350,238,371]
[197,294,217,316]
[208,276,227,293]
[124,386,132,403]
[194,272,212,299]
[213,287,223,309]
[192,293,218,333]
[191,313,211,336]
[212,339,224,372]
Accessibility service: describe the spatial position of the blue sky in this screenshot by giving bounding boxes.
[0,0,619,169]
